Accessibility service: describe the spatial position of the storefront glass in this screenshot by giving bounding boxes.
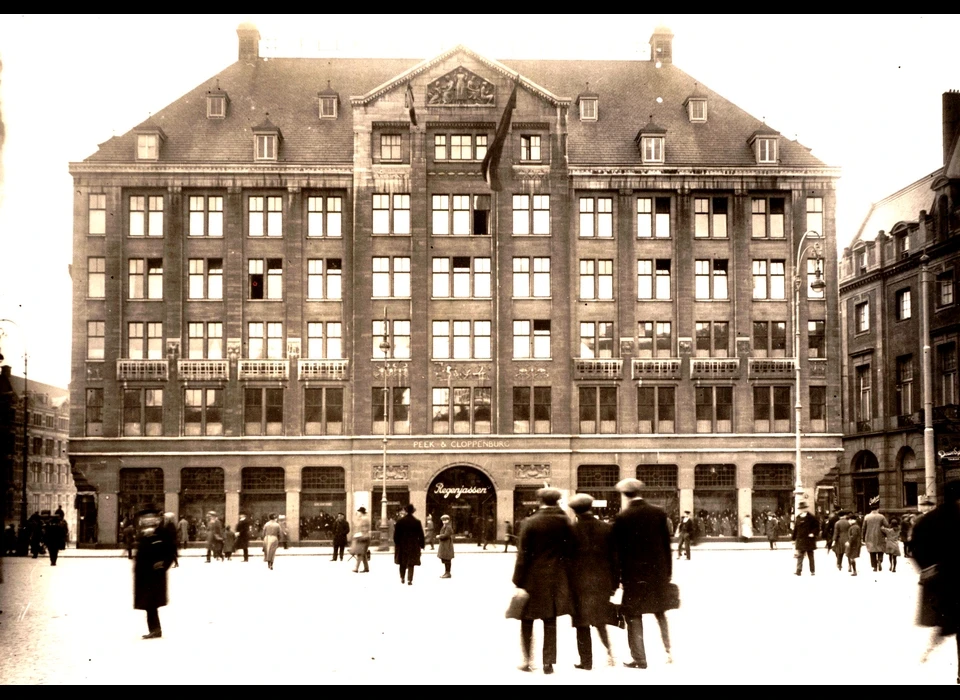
[371,486,410,541]
[240,467,286,537]
[637,464,679,524]
[300,467,346,540]
[577,464,621,521]
[694,464,737,536]
[426,466,496,542]
[118,467,164,532]
[179,467,225,540]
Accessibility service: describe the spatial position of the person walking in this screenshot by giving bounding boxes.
[331,513,350,561]
[261,514,281,570]
[352,507,371,573]
[568,494,617,670]
[611,478,674,669]
[122,519,136,560]
[676,511,694,560]
[235,514,251,563]
[832,511,852,570]
[176,515,190,554]
[162,513,179,568]
[205,512,224,563]
[740,513,753,543]
[223,525,236,561]
[437,514,455,578]
[393,504,425,585]
[424,515,436,551]
[504,520,517,553]
[512,487,574,675]
[792,501,820,576]
[133,509,175,639]
[862,497,890,572]
[44,516,67,566]
[764,511,780,550]
[909,476,960,684]
[884,517,902,573]
[278,515,290,550]
[846,513,862,576]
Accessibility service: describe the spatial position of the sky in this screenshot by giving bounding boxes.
[0,13,958,389]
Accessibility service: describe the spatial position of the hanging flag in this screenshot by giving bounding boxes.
[481,79,519,192]
[405,83,417,127]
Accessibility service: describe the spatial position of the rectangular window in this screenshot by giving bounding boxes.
[752,197,785,238]
[380,134,402,161]
[512,195,550,235]
[372,193,411,235]
[753,385,791,432]
[579,259,614,300]
[696,386,733,433]
[855,301,870,333]
[694,259,729,300]
[809,386,827,432]
[520,135,541,162]
[187,258,223,300]
[896,289,912,321]
[87,320,105,360]
[513,320,551,359]
[123,388,163,437]
[304,387,344,436]
[695,321,729,357]
[637,197,671,238]
[637,385,675,433]
[137,133,159,160]
[255,134,277,160]
[579,197,614,238]
[807,320,825,359]
[247,322,265,360]
[512,386,552,434]
[248,195,282,237]
[434,134,447,160]
[306,259,342,300]
[372,386,411,435]
[244,388,284,436]
[85,388,104,436]
[641,136,664,163]
[578,321,615,359]
[694,197,728,238]
[89,194,106,235]
[450,134,472,160]
[939,272,955,307]
[129,195,163,237]
[372,320,411,359]
[896,355,914,416]
[431,387,491,435]
[757,138,778,164]
[88,257,105,298]
[128,321,163,360]
[578,386,618,434]
[937,344,957,406]
[752,260,785,300]
[306,322,343,359]
[637,321,672,358]
[752,321,787,358]
[855,364,872,422]
[319,96,337,119]
[807,258,825,299]
[806,196,824,239]
[307,196,343,238]
[372,257,411,298]
[248,259,283,300]
[188,195,224,237]
[580,98,598,121]
[431,320,491,360]
[512,257,550,298]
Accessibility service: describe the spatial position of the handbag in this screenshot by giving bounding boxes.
[663,583,681,611]
[606,601,625,628]
[505,589,530,620]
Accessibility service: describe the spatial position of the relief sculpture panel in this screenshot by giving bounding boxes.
[427,68,495,106]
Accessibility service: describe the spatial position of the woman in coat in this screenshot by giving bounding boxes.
[846,514,862,576]
[393,504,425,585]
[261,514,282,570]
[133,510,175,638]
[424,515,436,550]
[437,515,455,578]
[884,517,902,572]
[568,494,617,670]
[223,525,236,561]
[740,514,754,543]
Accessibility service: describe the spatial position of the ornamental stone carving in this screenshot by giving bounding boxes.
[373,465,409,481]
[427,68,495,106]
[515,464,551,480]
[432,363,491,382]
[513,365,550,381]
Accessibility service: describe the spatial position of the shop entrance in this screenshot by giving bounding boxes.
[426,466,496,542]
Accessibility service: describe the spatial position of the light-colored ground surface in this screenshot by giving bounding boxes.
[0,544,956,685]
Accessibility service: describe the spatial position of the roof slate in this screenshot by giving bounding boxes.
[852,169,940,245]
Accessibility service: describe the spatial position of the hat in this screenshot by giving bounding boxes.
[568,494,594,514]
[868,496,880,509]
[684,510,691,515]
[441,515,450,521]
[919,499,936,507]
[797,502,809,510]
[357,507,367,514]
[537,487,562,506]
[405,504,416,514]
[616,478,644,496]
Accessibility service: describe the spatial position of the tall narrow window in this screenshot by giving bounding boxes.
[638,386,675,433]
[937,344,957,406]
[373,194,411,235]
[85,388,104,436]
[88,257,105,298]
[89,194,106,235]
[578,387,618,434]
[806,196,823,237]
[896,355,914,416]
[896,289,912,321]
[184,388,223,436]
[248,196,283,237]
[855,301,870,333]
[808,320,825,359]
[304,387,344,436]
[520,135,541,161]
[129,195,163,237]
[694,197,728,238]
[307,195,342,238]
[380,134,402,161]
[855,364,872,423]
[579,322,615,359]
[87,321,105,360]
[579,197,614,238]
[809,386,827,432]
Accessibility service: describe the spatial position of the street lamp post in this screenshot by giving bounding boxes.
[793,232,826,519]
[378,322,391,552]
[0,319,28,528]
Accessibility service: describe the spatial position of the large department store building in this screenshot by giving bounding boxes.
[68,24,842,544]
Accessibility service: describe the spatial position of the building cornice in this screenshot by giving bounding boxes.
[569,166,840,180]
[68,162,355,177]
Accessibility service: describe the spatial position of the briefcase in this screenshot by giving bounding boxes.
[505,589,530,620]
[664,583,681,611]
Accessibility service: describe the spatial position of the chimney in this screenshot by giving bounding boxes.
[237,22,261,62]
[649,26,674,65]
[943,91,960,167]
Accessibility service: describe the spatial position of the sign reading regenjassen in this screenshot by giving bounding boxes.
[412,440,508,449]
[433,483,489,499]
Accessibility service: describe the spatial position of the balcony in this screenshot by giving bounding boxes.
[177,360,229,382]
[238,359,289,380]
[747,358,795,379]
[631,358,681,380]
[299,359,349,381]
[897,412,923,428]
[572,358,622,380]
[690,357,740,379]
[116,360,168,381]
[934,405,960,422]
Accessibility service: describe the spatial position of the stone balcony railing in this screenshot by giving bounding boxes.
[747,358,796,379]
[631,358,682,380]
[117,359,168,381]
[572,358,623,380]
[690,357,740,379]
[177,359,229,382]
[298,359,349,381]
[238,359,289,380]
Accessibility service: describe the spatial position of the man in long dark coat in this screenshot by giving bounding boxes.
[235,514,251,562]
[792,501,820,576]
[831,510,852,569]
[205,512,224,563]
[393,503,425,585]
[133,509,175,639]
[331,512,350,561]
[568,493,617,670]
[512,487,574,675]
[611,478,673,669]
[44,516,67,566]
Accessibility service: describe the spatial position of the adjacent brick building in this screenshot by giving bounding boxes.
[68,24,842,545]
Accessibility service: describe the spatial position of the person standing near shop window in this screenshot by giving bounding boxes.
[437,515,455,578]
[393,504,425,585]
[352,507,371,573]
[331,513,350,562]
[235,514,251,563]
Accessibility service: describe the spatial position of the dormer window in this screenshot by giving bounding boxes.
[635,118,666,165]
[749,128,780,165]
[686,98,707,122]
[319,82,339,120]
[134,127,165,161]
[207,93,227,119]
[577,89,599,122]
[253,118,282,162]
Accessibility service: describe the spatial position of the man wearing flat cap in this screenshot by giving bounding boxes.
[611,478,673,668]
[512,487,574,675]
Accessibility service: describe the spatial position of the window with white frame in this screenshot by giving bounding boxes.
[247,322,284,360]
[307,196,343,237]
[754,385,791,432]
[752,260,785,299]
[434,133,487,161]
[756,137,778,164]
[579,197,613,238]
[896,355,914,416]
[432,387,492,435]
[248,258,283,300]
[128,322,163,359]
[752,321,787,358]
[380,134,402,161]
[184,388,223,436]
[136,133,159,161]
[694,197,728,238]
[806,196,823,237]
[807,258,825,299]
[687,99,706,122]
[432,257,491,298]
[637,321,672,358]
[307,259,342,300]
[694,259,729,299]
[580,98,598,121]
[513,320,551,359]
[188,196,224,237]
[937,343,957,406]
[751,197,785,238]
[450,135,473,160]
[855,301,870,333]
[512,195,550,235]
[695,321,729,357]
[579,259,614,300]
[641,136,664,164]
[87,321,105,360]
[579,386,618,434]
[128,259,163,299]
[307,322,343,359]
[808,320,825,359]
[88,257,105,298]
[431,320,491,360]
[248,196,282,237]
[638,386,675,433]
[372,194,411,235]
[85,388,103,435]
[372,257,411,298]
[896,288,912,321]
[637,259,671,299]
[637,197,671,238]
[123,388,163,437]
[855,363,872,422]
[89,194,106,235]
[188,258,223,300]
[129,195,163,237]
[187,322,223,359]
[513,386,551,434]
[244,387,284,436]
[431,194,491,236]
[512,257,550,298]
[319,96,337,119]
[207,94,226,119]
[696,386,733,433]
[255,134,278,161]
[579,321,614,358]
[372,320,411,359]
[520,135,541,162]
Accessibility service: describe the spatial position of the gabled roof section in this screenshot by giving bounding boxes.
[948,130,960,180]
[852,169,942,245]
[352,45,570,108]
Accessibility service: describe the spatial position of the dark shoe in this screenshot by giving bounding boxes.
[574,663,592,670]
[543,664,554,675]
[624,661,647,669]
[407,581,412,586]
[142,631,162,639]
[795,572,801,576]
